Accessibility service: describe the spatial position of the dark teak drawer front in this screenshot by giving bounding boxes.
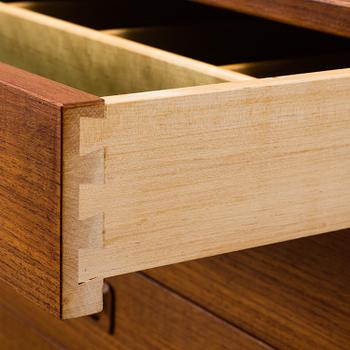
[0,273,272,350]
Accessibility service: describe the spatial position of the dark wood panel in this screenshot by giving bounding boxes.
[0,62,102,317]
[146,229,350,350]
[0,273,272,350]
[193,0,350,38]
[0,305,61,350]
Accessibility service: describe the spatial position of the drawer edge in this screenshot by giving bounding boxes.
[0,62,103,318]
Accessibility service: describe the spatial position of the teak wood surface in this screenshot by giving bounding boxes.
[0,63,103,317]
[0,273,272,350]
[146,229,350,350]
[193,0,350,38]
[1,228,348,349]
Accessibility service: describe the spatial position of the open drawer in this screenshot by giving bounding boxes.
[1,0,350,319]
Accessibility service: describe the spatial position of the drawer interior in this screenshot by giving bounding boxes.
[106,26,350,67]
[0,0,249,97]
[2,0,350,95]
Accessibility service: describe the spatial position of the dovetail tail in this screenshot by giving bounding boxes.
[62,102,105,319]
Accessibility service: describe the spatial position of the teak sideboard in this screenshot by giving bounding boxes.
[0,1,350,349]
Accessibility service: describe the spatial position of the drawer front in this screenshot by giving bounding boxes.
[0,273,271,350]
[1,307,59,350]
[0,63,61,316]
[0,62,104,317]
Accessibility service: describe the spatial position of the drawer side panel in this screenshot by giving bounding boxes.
[79,69,350,281]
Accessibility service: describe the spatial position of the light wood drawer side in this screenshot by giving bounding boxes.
[78,69,350,282]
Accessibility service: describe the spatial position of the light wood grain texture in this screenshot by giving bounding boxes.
[62,104,105,319]
[147,228,350,350]
[0,2,249,97]
[194,0,350,38]
[0,62,103,318]
[0,274,272,350]
[78,69,350,281]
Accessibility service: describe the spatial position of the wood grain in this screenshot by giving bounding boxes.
[146,228,350,350]
[0,305,61,350]
[0,273,272,350]
[62,103,105,319]
[194,0,350,38]
[78,68,350,281]
[0,62,102,317]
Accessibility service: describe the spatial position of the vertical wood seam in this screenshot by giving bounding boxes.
[62,102,105,319]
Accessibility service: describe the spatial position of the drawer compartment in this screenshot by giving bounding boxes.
[1,1,350,319]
